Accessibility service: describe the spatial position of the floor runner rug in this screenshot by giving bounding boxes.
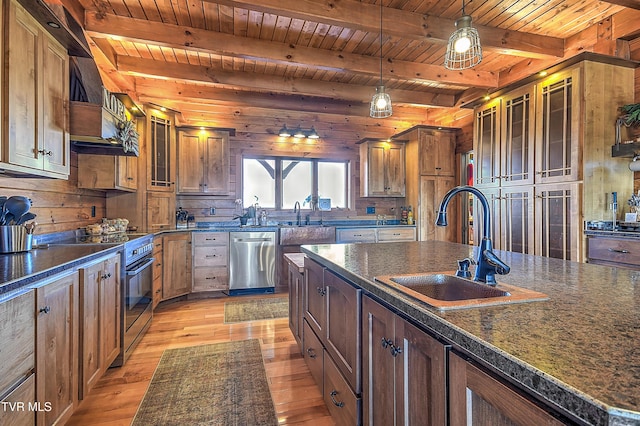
[131,339,278,425]
[224,297,289,323]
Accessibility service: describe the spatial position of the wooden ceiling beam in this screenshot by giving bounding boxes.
[603,0,640,10]
[116,56,457,107]
[205,0,564,58]
[84,12,498,89]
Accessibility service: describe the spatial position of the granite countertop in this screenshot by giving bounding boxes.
[0,244,122,297]
[300,240,640,426]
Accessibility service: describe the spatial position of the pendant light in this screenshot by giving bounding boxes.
[444,0,482,70]
[370,1,392,118]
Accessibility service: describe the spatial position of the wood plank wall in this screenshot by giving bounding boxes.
[0,152,107,235]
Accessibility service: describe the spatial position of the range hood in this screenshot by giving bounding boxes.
[69,58,141,157]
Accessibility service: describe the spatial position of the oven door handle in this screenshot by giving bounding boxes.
[126,257,155,276]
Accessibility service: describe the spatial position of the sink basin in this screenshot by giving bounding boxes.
[374,273,548,311]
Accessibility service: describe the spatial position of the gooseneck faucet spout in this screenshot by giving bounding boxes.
[436,185,510,285]
[293,201,302,226]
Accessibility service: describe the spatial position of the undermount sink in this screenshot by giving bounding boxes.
[374,273,548,311]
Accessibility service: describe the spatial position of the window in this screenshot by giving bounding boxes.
[242,157,349,210]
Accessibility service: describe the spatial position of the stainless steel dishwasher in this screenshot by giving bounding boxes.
[229,231,276,295]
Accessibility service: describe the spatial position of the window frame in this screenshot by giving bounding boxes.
[241,155,350,211]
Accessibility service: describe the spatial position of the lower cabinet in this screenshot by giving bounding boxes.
[192,232,229,292]
[34,270,79,426]
[0,290,36,426]
[162,233,192,300]
[78,253,121,399]
[587,235,640,269]
[285,253,305,352]
[362,295,448,425]
[449,351,568,425]
[302,257,361,425]
[152,237,163,309]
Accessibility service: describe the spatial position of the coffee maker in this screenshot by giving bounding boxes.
[176,207,189,229]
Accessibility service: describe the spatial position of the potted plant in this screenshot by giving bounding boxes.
[617,103,640,143]
[233,210,250,226]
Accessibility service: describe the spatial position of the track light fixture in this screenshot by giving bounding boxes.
[444,0,482,70]
[278,125,320,140]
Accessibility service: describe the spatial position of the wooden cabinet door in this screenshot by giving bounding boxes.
[147,191,175,231]
[500,86,534,186]
[385,142,406,196]
[304,257,325,336]
[162,233,192,300]
[395,316,447,426]
[362,295,396,426]
[449,352,566,426]
[420,175,457,242]
[534,182,582,261]
[474,99,501,186]
[7,1,40,171]
[147,112,175,191]
[101,255,121,368]
[420,131,455,176]
[117,156,137,190]
[35,271,79,426]
[177,132,204,193]
[500,186,534,255]
[324,270,361,392]
[203,133,229,194]
[534,67,581,184]
[472,186,501,250]
[41,34,69,176]
[0,290,35,398]
[79,261,102,400]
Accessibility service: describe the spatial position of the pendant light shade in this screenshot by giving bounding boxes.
[370,86,392,118]
[444,1,482,70]
[370,1,392,118]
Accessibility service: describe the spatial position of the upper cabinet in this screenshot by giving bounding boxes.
[147,109,175,192]
[473,59,634,261]
[177,128,232,195]
[3,0,69,178]
[78,154,138,191]
[359,139,405,197]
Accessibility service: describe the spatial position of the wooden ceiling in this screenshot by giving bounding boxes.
[69,0,640,128]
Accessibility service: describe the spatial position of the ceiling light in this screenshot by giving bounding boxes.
[278,125,292,137]
[370,1,392,119]
[444,0,482,70]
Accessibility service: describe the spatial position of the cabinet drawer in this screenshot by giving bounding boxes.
[303,319,324,394]
[193,267,228,291]
[193,232,229,246]
[0,373,35,426]
[0,290,35,394]
[336,228,376,243]
[193,246,228,267]
[323,350,360,426]
[587,237,640,267]
[377,227,416,242]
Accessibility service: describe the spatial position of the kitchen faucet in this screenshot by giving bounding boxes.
[435,185,510,285]
[293,201,302,226]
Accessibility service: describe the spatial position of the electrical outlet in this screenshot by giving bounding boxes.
[210,207,216,215]
[366,206,376,214]
[91,206,96,217]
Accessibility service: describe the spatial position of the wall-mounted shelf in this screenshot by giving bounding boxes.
[612,142,640,158]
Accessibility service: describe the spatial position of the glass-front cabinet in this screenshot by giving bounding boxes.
[148,111,174,192]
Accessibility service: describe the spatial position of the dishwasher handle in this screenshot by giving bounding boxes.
[232,237,273,243]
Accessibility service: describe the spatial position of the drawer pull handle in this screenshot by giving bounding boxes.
[316,287,326,296]
[381,337,392,348]
[390,344,403,357]
[608,248,629,254]
[205,255,217,258]
[205,276,217,280]
[306,347,317,359]
[39,306,51,314]
[329,390,345,407]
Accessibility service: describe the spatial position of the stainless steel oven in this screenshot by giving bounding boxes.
[112,234,154,366]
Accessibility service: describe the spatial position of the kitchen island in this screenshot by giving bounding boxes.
[300,240,640,425]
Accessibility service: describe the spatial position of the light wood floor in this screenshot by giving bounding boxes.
[66,294,334,426]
